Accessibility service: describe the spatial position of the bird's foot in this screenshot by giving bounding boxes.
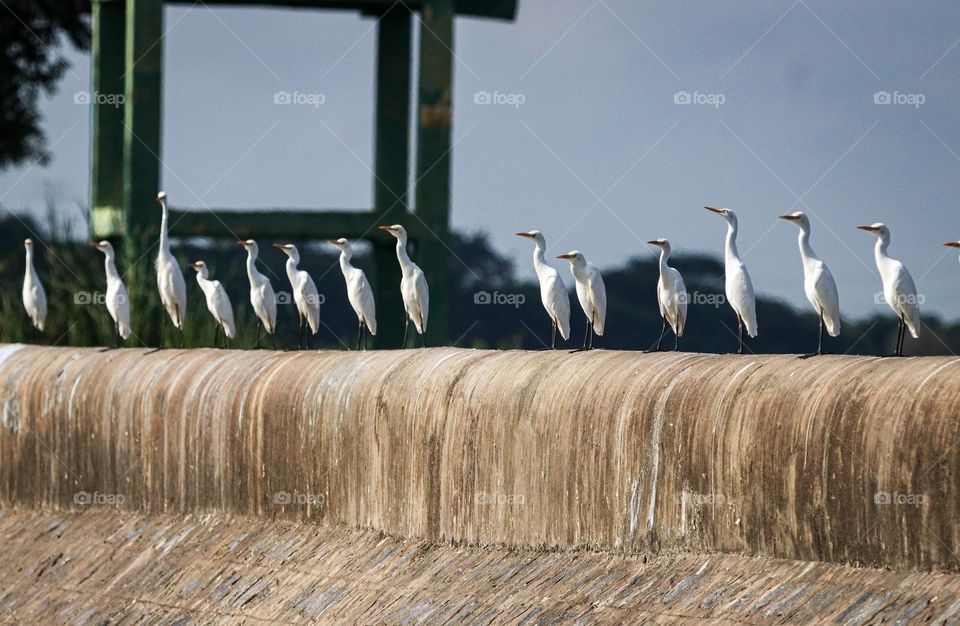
[797,352,821,360]
[569,348,591,354]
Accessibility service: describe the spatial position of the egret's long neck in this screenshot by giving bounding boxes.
[24,247,36,281]
[658,247,670,276]
[104,252,121,282]
[724,221,740,263]
[394,234,415,275]
[797,226,818,264]
[285,257,299,283]
[339,249,355,274]
[532,240,550,278]
[245,250,264,284]
[874,235,891,269]
[159,200,170,252]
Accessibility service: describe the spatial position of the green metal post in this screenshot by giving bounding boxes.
[123,0,165,344]
[371,4,412,348]
[90,0,127,238]
[415,0,454,346]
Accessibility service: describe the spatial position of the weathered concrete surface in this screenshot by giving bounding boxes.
[0,345,958,576]
[3,508,960,625]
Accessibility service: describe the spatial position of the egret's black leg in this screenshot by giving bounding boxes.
[212,323,218,349]
[175,305,184,348]
[159,310,166,349]
[115,321,120,349]
[737,315,744,355]
[356,320,363,351]
[32,324,36,344]
[674,328,680,352]
[550,321,557,350]
[403,317,409,349]
[582,321,590,350]
[655,319,666,352]
[588,321,594,350]
[896,318,906,356]
[818,314,824,354]
[306,324,312,350]
[272,329,277,351]
[255,322,262,350]
[421,329,427,348]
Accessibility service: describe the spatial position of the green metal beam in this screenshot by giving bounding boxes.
[415,0,454,346]
[123,0,165,343]
[166,209,406,242]
[90,0,127,238]
[162,0,517,20]
[371,4,412,348]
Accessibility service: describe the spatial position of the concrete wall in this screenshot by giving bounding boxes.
[0,345,957,572]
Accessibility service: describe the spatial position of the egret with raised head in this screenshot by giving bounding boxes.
[706,206,757,354]
[517,230,569,349]
[556,250,606,351]
[858,223,920,356]
[155,192,187,348]
[379,225,428,347]
[328,238,377,350]
[779,211,840,357]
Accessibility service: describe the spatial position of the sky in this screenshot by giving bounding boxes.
[3,0,960,321]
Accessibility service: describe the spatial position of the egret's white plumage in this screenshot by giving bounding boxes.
[859,223,920,355]
[189,260,236,344]
[779,212,840,355]
[155,192,187,334]
[236,239,277,347]
[706,206,758,353]
[517,230,570,348]
[328,238,376,349]
[557,250,606,350]
[91,240,132,344]
[646,238,686,351]
[273,243,320,348]
[379,225,428,346]
[22,239,47,335]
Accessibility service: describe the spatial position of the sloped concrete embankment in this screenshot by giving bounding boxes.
[0,345,957,575]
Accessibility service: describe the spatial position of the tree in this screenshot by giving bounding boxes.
[0,1,90,169]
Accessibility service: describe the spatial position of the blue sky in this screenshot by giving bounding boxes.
[3,0,960,321]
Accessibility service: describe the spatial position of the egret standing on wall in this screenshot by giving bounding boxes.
[858,223,920,356]
[236,239,277,350]
[272,243,320,349]
[22,239,47,343]
[706,206,758,354]
[779,211,841,357]
[556,250,606,351]
[155,192,187,348]
[516,230,570,349]
[327,238,377,350]
[189,261,236,348]
[378,225,428,348]
[90,240,132,348]
[646,238,686,351]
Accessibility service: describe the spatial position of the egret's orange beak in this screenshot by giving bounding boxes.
[378,225,395,232]
[236,240,246,245]
[89,242,100,248]
[271,243,286,249]
[856,225,875,232]
[945,242,960,248]
[516,231,534,238]
[646,240,661,245]
[778,214,798,221]
[556,253,575,259]
[327,239,340,245]
[704,206,723,214]
[189,262,200,269]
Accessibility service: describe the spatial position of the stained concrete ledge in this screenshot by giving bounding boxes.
[2,509,960,625]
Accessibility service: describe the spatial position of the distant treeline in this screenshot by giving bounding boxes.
[1,213,958,355]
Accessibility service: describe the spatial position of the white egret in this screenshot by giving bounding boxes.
[645,238,686,352]
[378,225,428,348]
[236,239,277,350]
[155,192,187,348]
[327,238,377,350]
[189,261,236,348]
[90,240,132,348]
[779,211,841,357]
[705,206,758,354]
[22,238,47,343]
[516,230,570,349]
[556,250,606,351]
[858,223,920,356]
[272,243,320,349]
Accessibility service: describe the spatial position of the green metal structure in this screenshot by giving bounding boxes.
[89,0,517,347]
